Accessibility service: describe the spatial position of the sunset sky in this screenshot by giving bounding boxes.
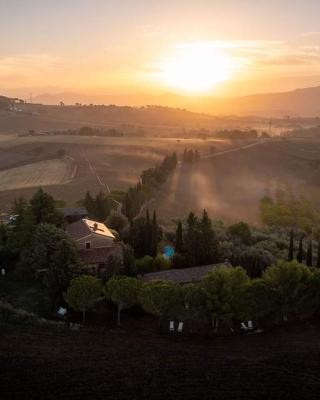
[1,0,320,99]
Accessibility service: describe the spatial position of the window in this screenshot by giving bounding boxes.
[85,242,91,249]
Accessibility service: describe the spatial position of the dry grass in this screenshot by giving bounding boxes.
[0,157,74,192]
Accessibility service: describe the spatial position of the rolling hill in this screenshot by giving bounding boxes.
[32,85,320,117]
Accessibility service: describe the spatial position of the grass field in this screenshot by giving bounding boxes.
[0,135,320,224]
[1,321,320,400]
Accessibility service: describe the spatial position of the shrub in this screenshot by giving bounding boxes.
[135,256,154,274]
[0,301,64,328]
[152,255,171,271]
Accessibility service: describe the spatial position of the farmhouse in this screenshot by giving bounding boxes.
[65,218,123,273]
[140,263,229,284]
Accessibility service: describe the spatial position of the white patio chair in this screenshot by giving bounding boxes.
[177,322,184,333]
[169,321,175,332]
[248,320,253,330]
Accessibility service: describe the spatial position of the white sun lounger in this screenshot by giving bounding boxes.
[241,322,249,330]
[177,322,184,333]
[169,321,174,332]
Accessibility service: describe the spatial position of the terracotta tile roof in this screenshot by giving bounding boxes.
[140,263,228,284]
[65,219,91,240]
[79,245,123,265]
[65,218,115,240]
[84,219,115,239]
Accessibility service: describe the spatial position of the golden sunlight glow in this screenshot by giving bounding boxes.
[159,43,237,94]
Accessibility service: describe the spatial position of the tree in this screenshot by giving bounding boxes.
[297,237,304,263]
[244,278,277,321]
[288,229,294,261]
[130,216,148,257]
[135,255,154,274]
[184,212,200,266]
[202,266,250,330]
[262,260,312,321]
[19,224,81,307]
[317,240,320,268]
[175,220,183,253]
[198,209,219,264]
[106,212,128,235]
[145,209,152,255]
[182,283,208,320]
[30,188,63,225]
[95,191,113,221]
[306,240,313,267]
[64,275,102,324]
[83,191,96,217]
[100,255,123,282]
[43,238,82,307]
[140,280,183,324]
[82,191,114,221]
[150,210,158,257]
[12,197,28,217]
[228,222,252,245]
[9,207,36,253]
[122,244,137,276]
[105,276,141,325]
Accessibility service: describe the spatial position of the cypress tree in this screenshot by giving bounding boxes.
[306,240,313,267]
[145,209,151,255]
[199,209,218,264]
[317,240,320,268]
[175,220,183,254]
[297,237,304,263]
[185,212,199,267]
[150,210,158,257]
[288,229,294,261]
[129,219,134,249]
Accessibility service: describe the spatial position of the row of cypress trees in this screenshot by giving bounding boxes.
[288,230,320,267]
[122,153,178,220]
[128,209,160,258]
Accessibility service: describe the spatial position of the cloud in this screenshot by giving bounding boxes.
[301,31,320,38]
[258,54,320,66]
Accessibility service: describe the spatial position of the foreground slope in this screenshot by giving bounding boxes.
[1,322,320,400]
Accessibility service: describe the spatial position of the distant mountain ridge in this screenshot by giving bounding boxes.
[32,85,320,117]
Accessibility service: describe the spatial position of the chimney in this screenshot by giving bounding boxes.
[93,223,98,231]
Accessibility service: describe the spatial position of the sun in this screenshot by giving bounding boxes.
[160,42,234,94]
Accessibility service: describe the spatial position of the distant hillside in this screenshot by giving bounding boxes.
[33,86,320,117]
[210,86,320,117]
[287,125,320,138]
[0,95,13,110]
